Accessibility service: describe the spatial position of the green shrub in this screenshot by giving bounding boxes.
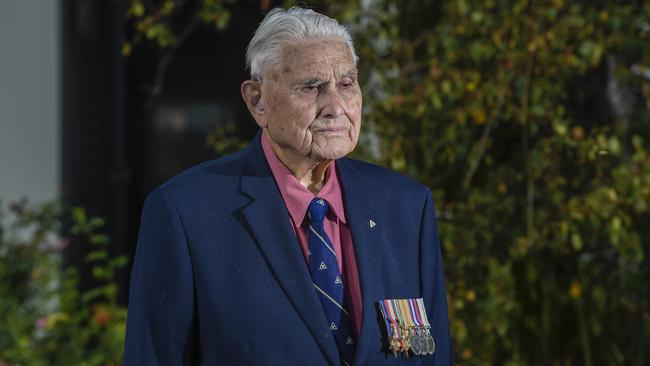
[0,200,127,365]
[327,0,650,364]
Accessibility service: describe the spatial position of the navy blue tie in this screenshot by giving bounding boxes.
[308,197,355,366]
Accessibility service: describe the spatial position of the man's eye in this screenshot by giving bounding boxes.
[302,85,319,93]
[339,78,356,90]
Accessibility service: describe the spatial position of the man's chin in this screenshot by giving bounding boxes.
[312,144,355,161]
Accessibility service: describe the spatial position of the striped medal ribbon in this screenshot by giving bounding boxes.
[379,299,402,356]
[394,299,414,355]
[378,298,436,357]
[407,299,424,355]
[414,298,435,355]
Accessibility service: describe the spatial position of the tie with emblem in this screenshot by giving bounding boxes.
[307,197,355,366]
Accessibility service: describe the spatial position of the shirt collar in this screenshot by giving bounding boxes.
[260,132,347,225]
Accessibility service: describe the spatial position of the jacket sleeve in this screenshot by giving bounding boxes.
[124,188,196,366]
[419,188,454,365]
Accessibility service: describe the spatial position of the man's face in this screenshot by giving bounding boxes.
[253,38,362,163]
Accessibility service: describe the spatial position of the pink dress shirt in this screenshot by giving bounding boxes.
[261,133,363,337]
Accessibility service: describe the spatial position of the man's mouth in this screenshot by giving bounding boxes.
[313,127,347,135]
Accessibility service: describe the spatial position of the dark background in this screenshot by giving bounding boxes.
[60,0,281,302]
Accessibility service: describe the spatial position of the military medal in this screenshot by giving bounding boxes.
[378,300,398,356]
[396,299,414,356]
[407,299,423,355]
[378,298,436,357]
[414,298,435,355]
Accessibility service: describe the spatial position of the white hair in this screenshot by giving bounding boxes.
[245,7,359,79]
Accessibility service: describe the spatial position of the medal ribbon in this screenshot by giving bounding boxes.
[382,300,402,355]
[379,298,435,356]
[389,300,408,354]
[415,298,435,355]
[407,298,424,355]
[398,299,415,328]
[408,299,422,328]
[387,300,401,338]
[415,298,431,328]
[382,300,400,339]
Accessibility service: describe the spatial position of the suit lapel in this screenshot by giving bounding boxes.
[235,134,339,365]
[337,159,385,366]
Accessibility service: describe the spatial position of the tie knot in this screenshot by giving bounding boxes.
[308,198,329,222]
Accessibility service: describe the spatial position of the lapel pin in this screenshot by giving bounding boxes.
[369,219,376,228]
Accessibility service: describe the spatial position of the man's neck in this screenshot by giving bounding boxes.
[268,139,332,195]
[300,161,331,194]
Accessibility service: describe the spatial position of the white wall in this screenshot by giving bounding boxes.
[0,1,60,208]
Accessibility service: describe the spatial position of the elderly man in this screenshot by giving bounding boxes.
[125,6,452,366]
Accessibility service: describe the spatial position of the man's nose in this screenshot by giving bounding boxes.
[318,87,345,119]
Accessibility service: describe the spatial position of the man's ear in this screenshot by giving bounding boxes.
[241,80,267,128]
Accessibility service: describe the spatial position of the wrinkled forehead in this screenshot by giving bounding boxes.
[269,38,357,80]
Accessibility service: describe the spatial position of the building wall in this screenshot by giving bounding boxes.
[0,1,60,207]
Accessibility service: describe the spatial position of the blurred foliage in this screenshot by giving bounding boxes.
[129,0,650,364]
[123,0,247,105]
[319,0,650,365]
[207,121,250,156]
[0,200,127,365]
[124,0,235,54]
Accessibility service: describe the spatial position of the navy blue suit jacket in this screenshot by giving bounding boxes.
[124,132,453,365]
